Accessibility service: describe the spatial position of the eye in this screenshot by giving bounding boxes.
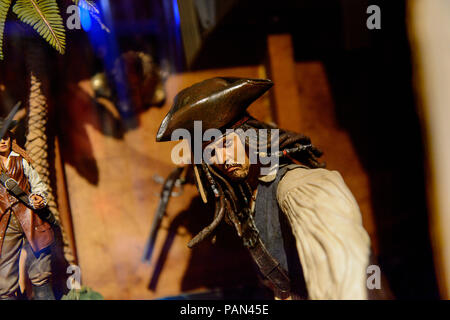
[204,146,216,158]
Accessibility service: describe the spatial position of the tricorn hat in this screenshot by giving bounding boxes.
[0,101,21,139]
[156,77,273,142]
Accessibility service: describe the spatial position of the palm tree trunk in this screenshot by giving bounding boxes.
[25,43,75,265]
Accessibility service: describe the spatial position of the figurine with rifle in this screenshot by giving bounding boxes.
[0,102,56,300]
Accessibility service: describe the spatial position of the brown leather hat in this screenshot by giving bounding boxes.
[156,77,273,142]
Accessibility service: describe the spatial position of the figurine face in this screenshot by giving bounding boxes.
[204,132,250,182]
[0,132,11,155]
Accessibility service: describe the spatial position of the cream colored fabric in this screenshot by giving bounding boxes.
[276,167,371,300]
[7,151,48,198]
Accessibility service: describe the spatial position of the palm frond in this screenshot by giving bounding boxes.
[76,0,110,33]
[74,0,99,15]
[13,0,66,54]
[0,0,11,60]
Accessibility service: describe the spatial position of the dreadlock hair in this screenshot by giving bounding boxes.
[238,117,325,169]
[188,116,325,248]
[9,130,33,165]
[12,139,33,165]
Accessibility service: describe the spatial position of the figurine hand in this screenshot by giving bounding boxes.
[30,194,45,209]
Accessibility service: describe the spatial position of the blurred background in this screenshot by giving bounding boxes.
[0,0,447,299]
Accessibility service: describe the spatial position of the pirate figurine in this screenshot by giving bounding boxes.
[155,77,371,300]
[0,103,55,300]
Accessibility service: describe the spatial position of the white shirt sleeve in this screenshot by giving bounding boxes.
[22,158,48,200]
[276,167,371,300]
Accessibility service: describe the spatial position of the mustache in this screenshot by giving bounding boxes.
[224,163,242,170]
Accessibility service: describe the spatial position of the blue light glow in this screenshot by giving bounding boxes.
[172,0,181,28]
[79,0,92,32]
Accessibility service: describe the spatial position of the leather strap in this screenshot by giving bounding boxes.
[247,237,291,296]
[0,171,58,226]
[0,171,30,206]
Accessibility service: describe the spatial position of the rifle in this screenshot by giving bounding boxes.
[0,171,59,227]
[142,166,185,262]
[0,101,58,227]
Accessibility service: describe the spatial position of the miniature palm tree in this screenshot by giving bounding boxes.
[0,0,102,264]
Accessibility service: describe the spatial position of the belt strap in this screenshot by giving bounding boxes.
[247,237,291,296]
[0,171,58,226]
[0,171,31,206]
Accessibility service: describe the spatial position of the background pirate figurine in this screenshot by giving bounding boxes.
[0,102,55,300]
[155,77,371,300]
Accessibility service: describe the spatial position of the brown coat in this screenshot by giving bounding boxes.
[0,155,54,256]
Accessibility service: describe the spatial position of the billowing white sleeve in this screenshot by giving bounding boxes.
[22,158,48,203]
[276,167,371,300]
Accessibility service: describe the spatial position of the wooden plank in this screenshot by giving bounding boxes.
[54,135,78,263]
[266,34,377,253]
[266,34,304,131]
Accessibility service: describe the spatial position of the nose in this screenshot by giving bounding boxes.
[225,145,236,163]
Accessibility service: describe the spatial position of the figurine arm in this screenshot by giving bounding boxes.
[276,167,371,300]
[22,158,48,206]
